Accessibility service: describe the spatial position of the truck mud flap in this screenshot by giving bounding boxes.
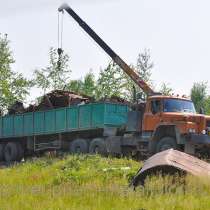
[131,149,210,187]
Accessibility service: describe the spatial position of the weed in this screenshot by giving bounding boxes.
[0,155,209,210]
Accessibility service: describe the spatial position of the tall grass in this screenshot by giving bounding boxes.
[0,155,210,210]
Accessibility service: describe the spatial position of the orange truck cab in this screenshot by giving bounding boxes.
[138,95,210,155]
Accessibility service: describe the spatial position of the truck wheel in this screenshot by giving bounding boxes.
[0,144,5,161]
[156,137,177,153]
[89,138,106,155]
[70,139,88,154]
[4,142,19,162]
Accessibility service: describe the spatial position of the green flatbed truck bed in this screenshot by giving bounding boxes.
[0,103,129,139]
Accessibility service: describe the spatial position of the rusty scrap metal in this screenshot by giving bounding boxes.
[99,95,130,105]
[8,90,93,115]
[131,149,210,187]
[8,90,131,115]
[33,90,92,111]
[8,101,25,115]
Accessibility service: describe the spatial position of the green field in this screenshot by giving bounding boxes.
[0,155,210,210]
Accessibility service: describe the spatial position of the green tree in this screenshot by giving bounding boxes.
[0,34,31,113]
[136,49,153,83]
[33,47,71,93]
[190,82,207,113]
[124,49,154,100]
[96,62,126,99]
[159,82,173,96]
[67,79,83,94]
[67,71,96,97]
[82,71,96,97]
[204,96,210,115]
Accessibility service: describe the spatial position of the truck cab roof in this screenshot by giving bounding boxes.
[148,95,192,101]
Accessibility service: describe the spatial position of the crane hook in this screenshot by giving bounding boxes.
[57,48,63,70]
[57,48,63,56]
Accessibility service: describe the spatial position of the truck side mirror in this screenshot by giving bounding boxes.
[137,92,144,101]
[199,107,205,114]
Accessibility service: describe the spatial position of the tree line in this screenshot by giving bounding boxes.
[0,35,209,114]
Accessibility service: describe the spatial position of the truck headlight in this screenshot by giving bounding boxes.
[202,130,206,135]
[189,128,196,133]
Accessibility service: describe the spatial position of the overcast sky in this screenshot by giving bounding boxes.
[1,0,210,100]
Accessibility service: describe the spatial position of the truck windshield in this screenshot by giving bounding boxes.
[163,99,196,113]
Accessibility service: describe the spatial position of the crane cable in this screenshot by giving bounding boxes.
[57,11,64,70]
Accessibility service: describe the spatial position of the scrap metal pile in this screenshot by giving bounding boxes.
[8,90,130,115]
[8,90,92,115]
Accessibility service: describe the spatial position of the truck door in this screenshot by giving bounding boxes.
[143,99,162,131]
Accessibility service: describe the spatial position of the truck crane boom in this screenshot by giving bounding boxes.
[58,3,156,96]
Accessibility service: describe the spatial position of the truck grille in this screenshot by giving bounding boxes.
[206,120,210,128]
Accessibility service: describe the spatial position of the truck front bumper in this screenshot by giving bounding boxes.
[189,133,210,145]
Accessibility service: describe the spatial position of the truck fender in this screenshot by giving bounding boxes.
[149,124,181,154]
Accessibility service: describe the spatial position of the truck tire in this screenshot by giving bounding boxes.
[156,137,177,153]
[89,138,106,155]
[0,144,5,161]
[70,139,88,154]
[4,142,19,162]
